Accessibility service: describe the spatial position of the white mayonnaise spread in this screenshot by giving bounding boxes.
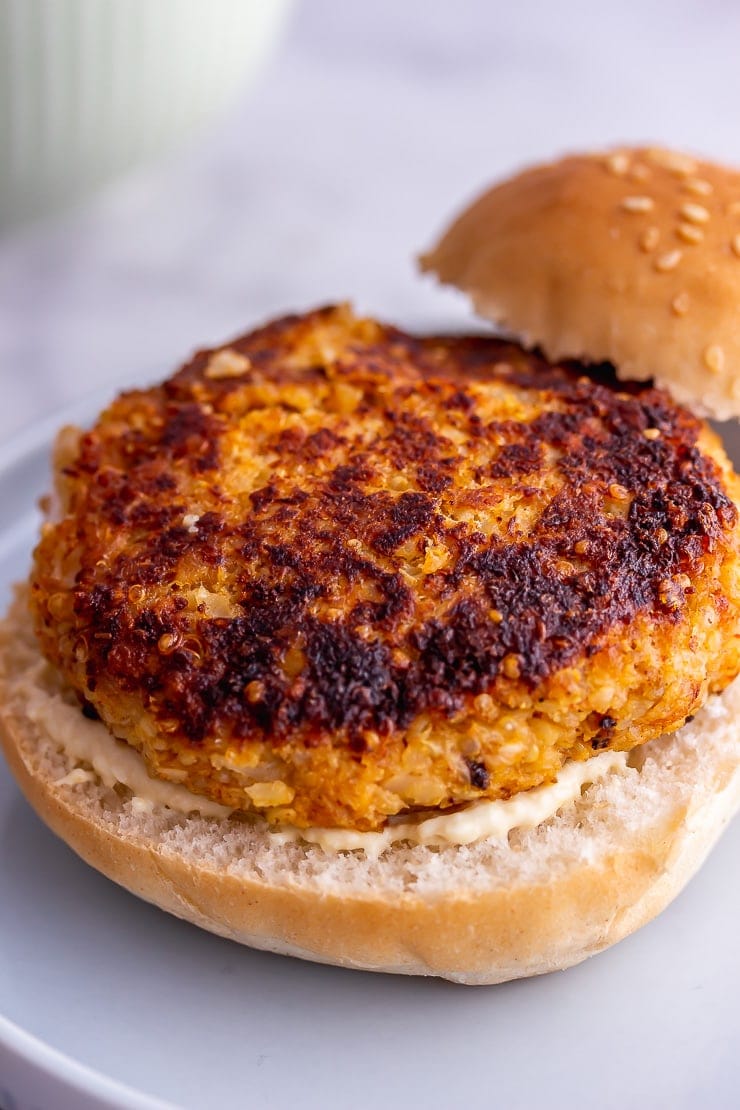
[26,678,626,855]
[272,750,626,856]
[25,682,231,820]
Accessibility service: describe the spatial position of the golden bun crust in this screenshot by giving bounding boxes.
[3,593,740,985]
[421,146,740,420]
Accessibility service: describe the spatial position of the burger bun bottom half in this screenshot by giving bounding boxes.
[2,593,740,986]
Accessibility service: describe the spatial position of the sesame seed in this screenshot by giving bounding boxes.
[732,234,740,257]
[671,292,690,316]
[656,528,669,545]
[703,345,725,374]
[606,152,630,176]
[643,427,661,440]
[574,539,589,555]
[680,202,710,224]
[630,163,650,181]
[639,226,660,252]
[683,177,713,196]
[646,148,697,176]
[655,249,682,272]
[621,195,654,213]
[676,222,704,244]
[608,483,630,501]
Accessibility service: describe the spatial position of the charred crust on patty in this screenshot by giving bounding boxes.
[30,305,740,829]
[465,758,490,790]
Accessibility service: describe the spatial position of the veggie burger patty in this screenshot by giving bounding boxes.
[30,305,740,830]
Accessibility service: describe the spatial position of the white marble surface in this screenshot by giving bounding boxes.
[3,0,740,446]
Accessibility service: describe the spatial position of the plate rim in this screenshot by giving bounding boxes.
[0,1014,175,1110]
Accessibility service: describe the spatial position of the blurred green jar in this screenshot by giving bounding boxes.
[0,0,292,229]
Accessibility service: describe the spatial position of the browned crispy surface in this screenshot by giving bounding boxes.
[30,305,740,829]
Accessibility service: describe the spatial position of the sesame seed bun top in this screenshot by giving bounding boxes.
[420,146,740,421]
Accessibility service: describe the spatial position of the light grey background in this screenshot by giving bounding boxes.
[2,2,740,1107]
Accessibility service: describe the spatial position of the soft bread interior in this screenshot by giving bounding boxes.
[2,586,740,985]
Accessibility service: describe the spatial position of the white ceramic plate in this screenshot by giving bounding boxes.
[2,389,740,1110]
